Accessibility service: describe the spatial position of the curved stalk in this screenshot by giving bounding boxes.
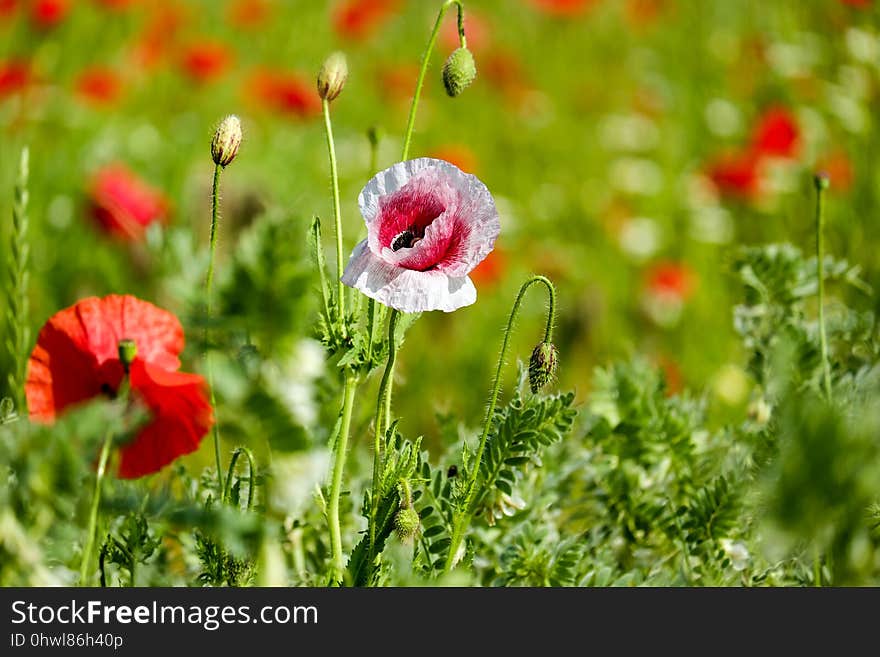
[327,374,359,585]
[443,275,556,572]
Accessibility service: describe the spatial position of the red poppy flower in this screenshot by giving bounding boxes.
[26,295,213,479]
[87,164,169,241]
[429,144,478,174]
[0,0,17,19]
[840,0,871,7]
[706,149,762,200]
[227,0,271,28]
[375,63,419,106]
[131,4,187,70]
[470,247,507,289]
[333,0,399,41]
[30,0,69,27]
[247,69,321,118]
[751,106,800,159]
[528,0,599,17]
[817,150,855,194]
[0,60,31,98]
[481,51,532,105]
[75,67,124,106]
[645,261,695,302]
[179,41,233,83]
[624,0,669,28]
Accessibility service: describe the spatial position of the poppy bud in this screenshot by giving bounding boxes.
[117,339,137,372]
[442,47,476,97]
[211,115,242,167]
[528,342,558,393]
[394,506,421,543]
[814,172,830,191]
[317,51,348,102]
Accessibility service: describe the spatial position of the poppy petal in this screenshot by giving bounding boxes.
[342,239,477,312]
[118,360,213,479]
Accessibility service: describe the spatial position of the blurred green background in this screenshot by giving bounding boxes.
[1,0,878,455]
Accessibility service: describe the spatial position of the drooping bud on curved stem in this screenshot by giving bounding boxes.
[442,47,476,97]
[317,51,349,102]
[211,115,242,168]
[529,342,559,393]
[443,274,557,572]
[401,0,468,160]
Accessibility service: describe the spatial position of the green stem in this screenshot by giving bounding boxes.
[223,446,257,511]
[206,163,225,494]
[79,429,115,586]
[323,98,347,339]
[813,547,822,587]
[310,217,336,342]
[814,175,832,400]
[443,275,556,572]
[400,0,466,161]
[327,373,359,585]
[368,309,401,565]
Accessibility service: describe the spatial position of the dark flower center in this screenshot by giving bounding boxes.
[100,383,117,399]
[391,225,424,251]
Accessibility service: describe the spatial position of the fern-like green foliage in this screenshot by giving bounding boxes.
[99,512,160,587]
[5,147,30,415]
[471,379,577,525]
[346,428,422,586]
[493,527,583,586]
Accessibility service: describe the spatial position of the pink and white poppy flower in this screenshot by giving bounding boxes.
[341,158,500,313]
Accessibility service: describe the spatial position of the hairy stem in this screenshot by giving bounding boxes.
[815,175,832,400]
[205,163,225,494]
[310,217,336,342]
[368,309,401,568]
[323,98,347,339]
[443,275,556,572]
[6,147,30,415]
[327,373,359,585]
[401,0,466,161]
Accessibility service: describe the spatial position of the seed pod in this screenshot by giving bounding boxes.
[211,115,242,167]
[528,342,559,393]
[317,51,348,102]
[442,47,476,97]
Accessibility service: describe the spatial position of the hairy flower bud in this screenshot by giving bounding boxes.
[211,115,242,167]
[317,51,348,102]
[117,338,137,372]
[528,342,559,393]
[442,47,476,97]
[394,506,421,543]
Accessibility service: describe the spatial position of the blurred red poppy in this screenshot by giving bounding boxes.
[87,164,169,241]
[376,63,419,106]
[470,247,507,288]
[0,60,31,98]
[227,0,271,28]
[840,0,871,7]
[625,0,669,27]
[75,67,124,106]
[751,106,800,159]
[645,261,696,302]
[817,150,855,193]
[482,50,531,104]
[131,4,187,70]
[333,0,399,40]
[429,145,478,173]
[248,69,321,118]
[528,0,599,16]
[30,0,68,27]
[179,41,233,83]
[706,149,762,200]
[26,295,213,479]
[0,0,17,19]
